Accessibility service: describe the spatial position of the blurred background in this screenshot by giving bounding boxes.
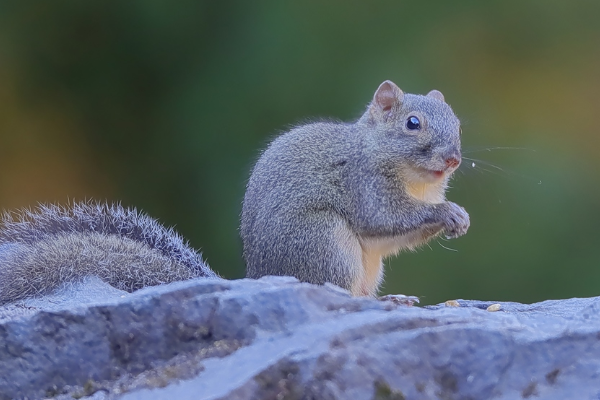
[0,1,598,305]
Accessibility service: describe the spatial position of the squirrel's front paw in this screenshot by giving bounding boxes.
[441,202,470,239]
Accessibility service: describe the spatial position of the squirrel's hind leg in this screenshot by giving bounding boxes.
[265,212,364,294]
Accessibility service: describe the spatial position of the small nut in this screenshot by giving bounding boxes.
[445,300,460,307]
[486,303,501,312]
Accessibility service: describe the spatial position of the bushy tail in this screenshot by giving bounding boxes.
[0,202,216,304]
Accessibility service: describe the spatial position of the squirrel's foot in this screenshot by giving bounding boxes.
[378,294,420,307]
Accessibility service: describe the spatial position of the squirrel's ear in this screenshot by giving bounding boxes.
[372,80,404,113]
[427,89,445,102]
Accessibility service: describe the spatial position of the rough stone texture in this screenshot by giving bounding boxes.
[2,277,600,399]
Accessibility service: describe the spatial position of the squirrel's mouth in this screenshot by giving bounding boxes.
[419,168,448,181]
[428,170,445,179]
[401,165,448,184]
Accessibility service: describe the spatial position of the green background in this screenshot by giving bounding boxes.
[1,1,598,305]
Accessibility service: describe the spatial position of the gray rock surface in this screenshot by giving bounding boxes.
[0,277,128,322]
[1,277,600,400]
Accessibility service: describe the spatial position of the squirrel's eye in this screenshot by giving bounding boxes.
[406,116,421,130]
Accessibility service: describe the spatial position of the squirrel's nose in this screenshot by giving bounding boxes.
[443,150,461,170]
[445,157,460,169]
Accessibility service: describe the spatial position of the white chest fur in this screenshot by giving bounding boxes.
[405,180,446,204]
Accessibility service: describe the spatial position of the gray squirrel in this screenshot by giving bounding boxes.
[241,80,469,297]
[0,80,469,305]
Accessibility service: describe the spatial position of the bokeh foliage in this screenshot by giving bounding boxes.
[1,1,599,305]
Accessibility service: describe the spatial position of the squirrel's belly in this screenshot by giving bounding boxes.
[354,233,432,296]
[354,245,383,297]
[354,236,403,297]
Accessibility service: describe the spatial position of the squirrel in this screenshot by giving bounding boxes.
[0,80,468,305]
[241,80,469,297]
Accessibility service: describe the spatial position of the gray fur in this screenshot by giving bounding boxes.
[241,80,470,296]
[0,202,216,304]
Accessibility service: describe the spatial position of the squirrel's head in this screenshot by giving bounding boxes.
[363,80,462,186]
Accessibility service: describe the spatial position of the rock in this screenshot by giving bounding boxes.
[1,277,600,399]
[0,277,127,322]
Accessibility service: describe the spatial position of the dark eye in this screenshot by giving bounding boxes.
[406,116,421,130]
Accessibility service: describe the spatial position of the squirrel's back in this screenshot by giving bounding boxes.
[0,202,216,304]
[242,121,361,287]
[243,121,357,213]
